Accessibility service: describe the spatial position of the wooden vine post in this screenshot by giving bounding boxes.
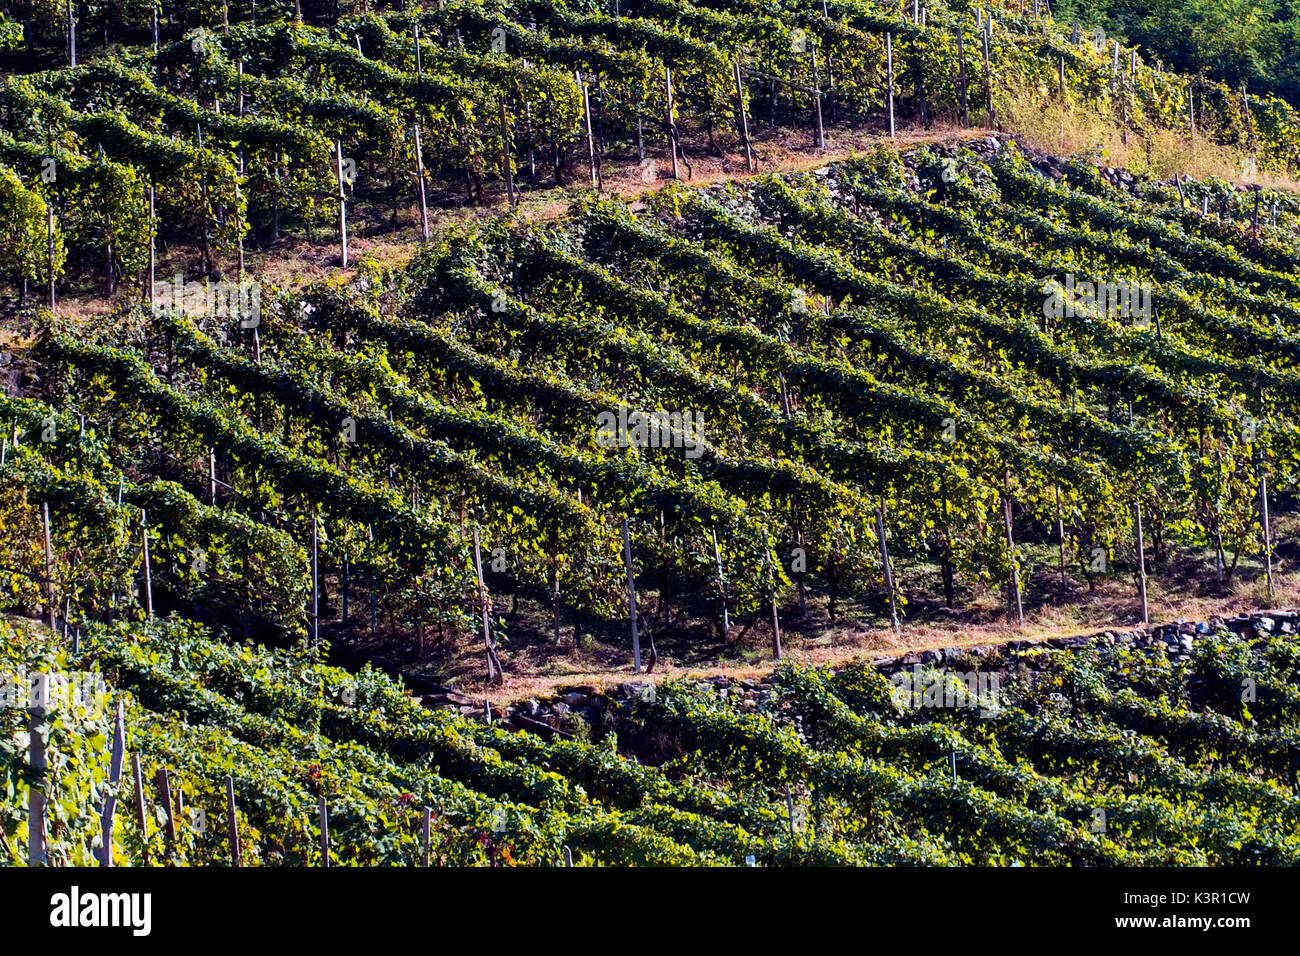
[155,766,176,850]
[132,754,149,866]
[809,37,825,148]
[66,0,75,66]
[224,774,241,866]
[711,528,730,632]
[412,23,430,239]
[734,59,755,172]
[310,515,319,645]
[472,528,503,683]
[499,95,518,203]
[766,548,783,660]
[318,795,330,867]
[334,140,349,268]
[42,501,55,629]
[140,508,153,621]
[875,500,900,632]
[982,19,994,128]
[665,66,680,180]
[146,183,156,303]
[28,674,48,865]
[885,32,896,139]
[422,807,432,867]
[821,0,837,121]
[1055,485,1067,587]
[47,205,56,310]
[1134,499,1149,624]
[98,700,126,865]
[1260,464,1274,599]
[622,517,642,674]
[1002,493,1024,626]
[955,26,969,127]
[579,76,598,191]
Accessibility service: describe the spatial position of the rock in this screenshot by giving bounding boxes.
[561,692,589,708]
[427,690,480,707]
[1195,621,1213,635]
[550,702,570,717]
[921,649,943,665]
[521,698,539,717]
[1256,616,1275,632]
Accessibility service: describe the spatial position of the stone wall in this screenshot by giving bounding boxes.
[420,610,1299,741]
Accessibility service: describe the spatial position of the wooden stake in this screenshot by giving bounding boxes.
[876,501,900,631]
[711,528,730,631]
[665,66,679,180]
[156,767,175,846]
[132,754,149,866]
[982,23,993,128]
[1242,85,1257,155]
[310,515,319,645]
[580,78,598,190]
[412,25,430,238]
[768,551,783,660]
[66,0,75,66]
[499,95,518,202]
[1261,469,1274,598]
[809,39,825,148]
[622,517,642,673]
[734,59,755,172]
[1055,485,1067,587]
[1134,499,1149,624]
[411,123,430,239]
[144,184,155,304]
[98,699,126,866]
[318,795,330,867]
[422,807,431,866]
[1003,495,1024,626]
[42,501,55,629]
[472,528,502,682]
[335,141,349,268]
[47,204,56,311]
[955,27,969,127]
[28,677,47,865]
[224,775,241,866]
[885,33,896,139]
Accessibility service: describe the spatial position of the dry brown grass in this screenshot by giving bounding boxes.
[997,76,1300,190]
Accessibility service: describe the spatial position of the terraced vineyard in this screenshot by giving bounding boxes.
[2,0,1300,872]
[4,606,1299,865]
[5,0,1300,295]
[3,135,1300,865]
